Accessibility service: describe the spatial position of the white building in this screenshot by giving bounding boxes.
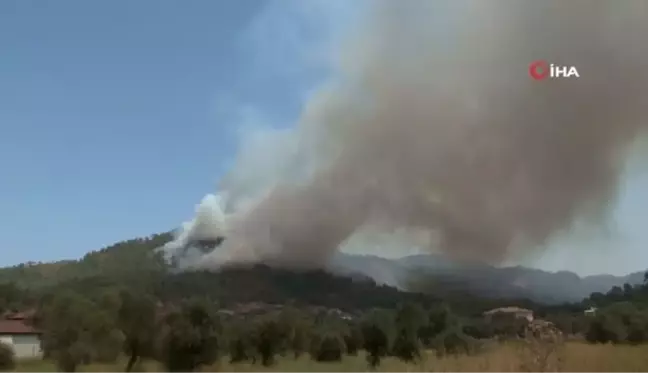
[0,318,43,359]
[483,306,534,322]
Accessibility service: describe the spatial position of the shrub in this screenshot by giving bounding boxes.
[313,333,344,362]
[229,336,253,364]
[254,319,283,367]
[343,327,363,356]
[159,301,221,372]
[362,322,390,368]
[431,327,479,357]
[586,314,627,343]
[392,328,421,362]
[0,342,15,372]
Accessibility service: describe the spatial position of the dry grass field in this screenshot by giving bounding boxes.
[13,341,648,372]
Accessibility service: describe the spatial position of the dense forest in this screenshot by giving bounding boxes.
[0,233,546,314]
[1,234,648,371]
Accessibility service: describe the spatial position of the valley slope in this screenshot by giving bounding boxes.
[1,232,643,305]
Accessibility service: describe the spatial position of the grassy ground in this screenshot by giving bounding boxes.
[15,342,648,372]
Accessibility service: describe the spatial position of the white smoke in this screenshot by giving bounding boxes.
[158,194,229,266]
[159,0,648,271]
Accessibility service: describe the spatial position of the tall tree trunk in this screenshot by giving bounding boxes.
[125,348,139,372]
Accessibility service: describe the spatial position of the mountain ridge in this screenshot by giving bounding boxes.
[0,232,644,304]
[331,252,646,304]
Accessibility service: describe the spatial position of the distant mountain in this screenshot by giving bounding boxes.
[0,232,643,305]
[331,253,647,304]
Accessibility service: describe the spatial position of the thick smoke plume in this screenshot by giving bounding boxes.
[160,0,648,270]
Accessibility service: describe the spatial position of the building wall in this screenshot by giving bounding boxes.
[485,311,534,323]
[0,334,43,359]
[516,312,534,322]
[0,336,11,346]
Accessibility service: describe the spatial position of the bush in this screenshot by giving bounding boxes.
[159,301,221,372]
[0,342,15,372]
[254,319,283,367]
[290,325,309,359]
[313,333,344,362]
[586,313,628,344]
[229,336,253,364]
[93,329,125,363]
[463,317,495,339]
[224,322,256,364]
[343,327,363,356]
[362,322,390,368]
[490,314,528,339]
[431,327,479,357]
[392,328,421,362]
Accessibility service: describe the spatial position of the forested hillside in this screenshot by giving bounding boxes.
[0,233,441,313]
[0,232,562,319]
[3,231,644,307]
[0,231,645,316]
[0,233,171,288]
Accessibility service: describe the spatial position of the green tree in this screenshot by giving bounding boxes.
[419,306,477,356]
[229,335,254,364]
[391,302,425,363]
[586,312,627,343]
[253,318,284,367]
[362,323,389,368]
[395,302,426,333]
[116,290,158,372]
[431,324,477,356]
[545,313,575,335]
[0,342,15,372]
[226,321,256,364]
[419,304,452,345]
[312,333,345,362]
[625,316,648,344]
[392,328,421,363]
[585,302,648,344]
[489,313,528,339]
[462,317,495,339]
[277,306,311,358]
[159,300,221,372]
[0,282,23,314]
[342,325,363,356]
[290,321,311,358]
[39,291,124,372]
[607,286,624,302]
[361,312,393,369]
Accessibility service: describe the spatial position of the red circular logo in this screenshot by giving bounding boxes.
[529,60,549,80]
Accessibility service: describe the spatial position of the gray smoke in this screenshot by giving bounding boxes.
[160,0,648,270]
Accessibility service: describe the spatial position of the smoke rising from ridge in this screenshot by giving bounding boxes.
[160,0,648,270]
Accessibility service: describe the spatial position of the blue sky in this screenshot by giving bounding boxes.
[1,0,646,275]
[0,0,356,265]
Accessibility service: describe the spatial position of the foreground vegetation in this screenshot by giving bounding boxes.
[1,288,647,372]
[11,342,648,372]
[1,234,648,372]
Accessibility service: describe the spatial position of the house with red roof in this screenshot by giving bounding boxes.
[0,311,43,359]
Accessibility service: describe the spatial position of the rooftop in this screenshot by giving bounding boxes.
[0,320,40,335]
[483,307,533,315]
